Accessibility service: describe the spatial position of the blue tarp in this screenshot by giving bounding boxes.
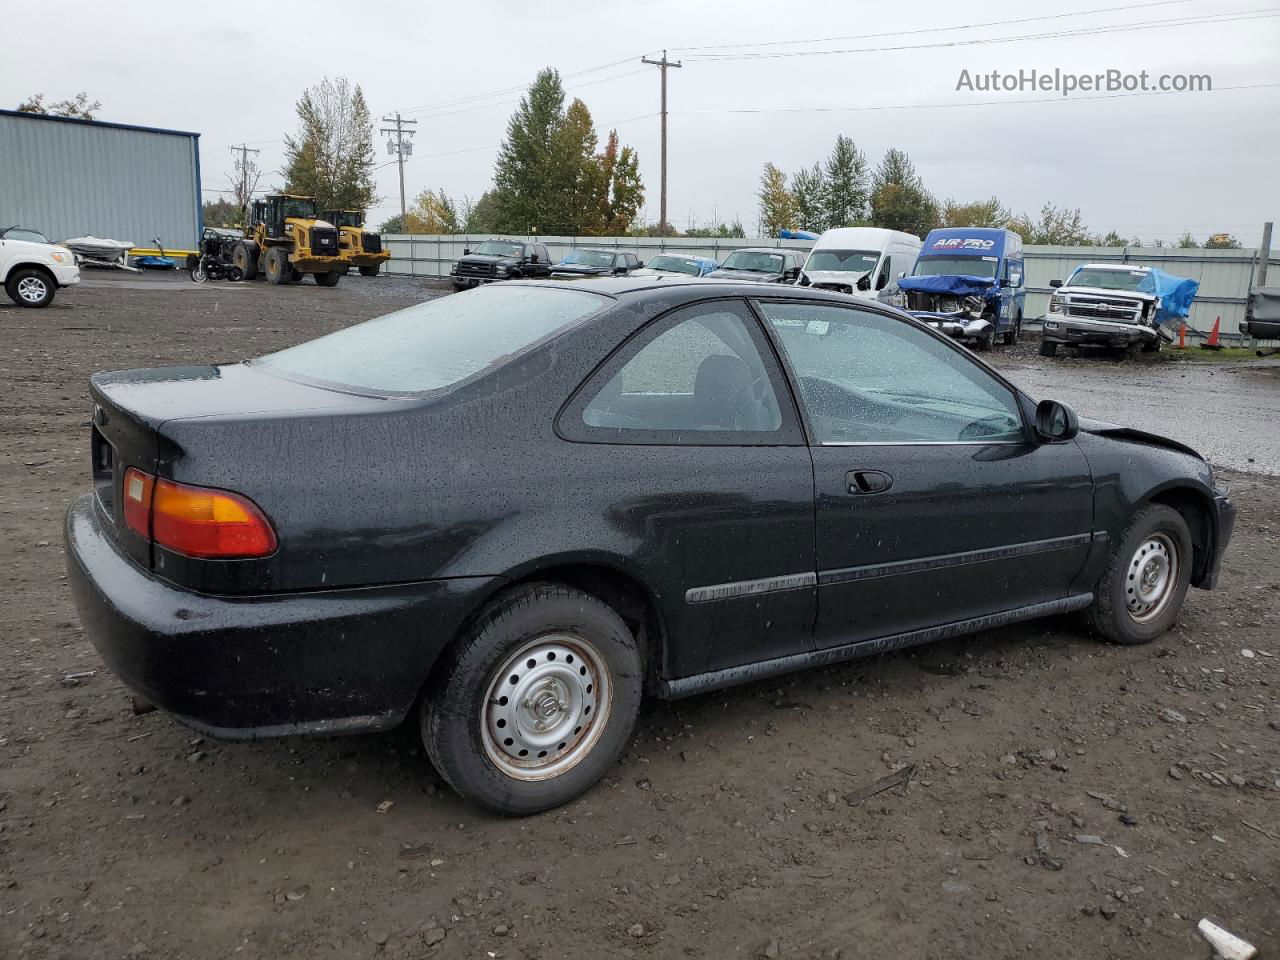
[898,274,998,297]
[1135,269,1199,326]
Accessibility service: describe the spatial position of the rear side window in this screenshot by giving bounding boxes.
[256,285,607,395]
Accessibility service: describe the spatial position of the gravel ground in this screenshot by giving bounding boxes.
[1,276,1277,960]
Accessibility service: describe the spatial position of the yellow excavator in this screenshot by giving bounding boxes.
[232,194,345,285]
[322,209,391,277]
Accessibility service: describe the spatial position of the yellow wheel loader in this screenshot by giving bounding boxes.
[232,195,344,286]
[322,210,391,277]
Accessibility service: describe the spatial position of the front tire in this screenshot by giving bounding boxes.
[314,270,341,286]
[1003,313,1022,345]
[264,247,290,285]
[233,242,258,281]
[1087,504,1192,645]
[421,584,642,816]
[1039,339,1058,357]
[359,264,381,277]
[6,268,56,307]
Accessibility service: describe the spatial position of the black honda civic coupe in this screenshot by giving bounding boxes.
[66,279,1235,814]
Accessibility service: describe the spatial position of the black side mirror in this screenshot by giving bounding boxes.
[463,248,471,256]
[1035,399,1079,442]
[1049,278,1063,288]
[636,260,645,269]
[529,253,539,263]
[857,274,871,291]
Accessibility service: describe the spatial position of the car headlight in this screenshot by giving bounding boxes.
[494,265,508,276]
[50,251,71,263]
[1048,295,1064,313]
[1044,320,1060,329]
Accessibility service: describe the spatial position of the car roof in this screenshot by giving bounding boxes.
[1077,263,1149,271]
[728,247,795,254]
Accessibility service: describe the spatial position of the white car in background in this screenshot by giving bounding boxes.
[1,226,80,308]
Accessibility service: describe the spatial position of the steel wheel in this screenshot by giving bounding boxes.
[480,634,611,782]
[17,275,48,303]
[1124,533,1179,624]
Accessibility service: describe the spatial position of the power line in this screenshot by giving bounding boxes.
[681,8,1280,60]
[403,67,650,123]
[395,54,647,117]
[670,80,1279,116]
[670,0,1197,52]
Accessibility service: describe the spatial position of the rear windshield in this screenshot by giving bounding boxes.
[255,285,608,395]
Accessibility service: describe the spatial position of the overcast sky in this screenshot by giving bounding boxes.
[5,0,1278,244]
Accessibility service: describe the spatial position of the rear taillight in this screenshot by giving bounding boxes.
[121,468,276,559]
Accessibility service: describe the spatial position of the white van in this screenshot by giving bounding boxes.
[796,227,922,300]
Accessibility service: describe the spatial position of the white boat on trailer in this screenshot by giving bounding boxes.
[62,236,139,271]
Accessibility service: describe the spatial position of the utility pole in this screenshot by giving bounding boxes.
[230,143,260,226]
[380,113,417,230]
[641,50,681,236]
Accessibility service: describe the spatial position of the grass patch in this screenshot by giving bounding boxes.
[1168,346,1274,362]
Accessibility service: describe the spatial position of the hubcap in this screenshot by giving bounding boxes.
[1124,533,1178,623]
[480,635,611,781]
[17,276,47,302]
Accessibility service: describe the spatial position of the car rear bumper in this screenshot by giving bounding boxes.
[64,493,499,738]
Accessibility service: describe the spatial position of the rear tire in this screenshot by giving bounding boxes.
[359,264,381,277]
[5,267,56,307]
[1039,339,1058,357]
[314,270,341,287]
[1003,314,1021,345]
[265,247,290,285]
[1086,504,1192,645]
[421,584,643,816]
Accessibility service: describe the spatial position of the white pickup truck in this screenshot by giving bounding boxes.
[1,226,80,308]
[1040,263,1172,356]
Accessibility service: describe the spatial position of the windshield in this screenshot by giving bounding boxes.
[1,227,50,243]
[560,250,615,268]
[721,251,783,273]
[645,255,701,275]
[803,249,879,275]
[1067,267,1147,291]
[913,256,998,279]
[326,211,362,227]
[280,198,317,219]
[470,241,525,258]
[257,285,607,395]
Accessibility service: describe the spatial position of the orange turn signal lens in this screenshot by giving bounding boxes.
[150,478,278,559]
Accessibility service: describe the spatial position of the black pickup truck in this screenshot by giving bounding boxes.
[449,239,553,290]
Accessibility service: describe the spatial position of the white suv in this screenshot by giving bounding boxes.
[1,226,80,308]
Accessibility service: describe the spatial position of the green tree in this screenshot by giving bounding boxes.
[605,138,645,235]
[685,219,746,238]
[202,197,239,227]
[463,191,504,233]
[1094,230,1131,247]
[869,149,938,236]
[790,163,827,233]
[545,98,600,234]
[1204,233,1242,249]
[1007,204,1093,245]
[1175,231,1200,248]
[757,162,798,235]
[379,214,406,233]
[492,68,567,232]
[404,188,461,233]
[939,196,1011,229]
[283,77,377,212]
[823,135,870,228]
[17,92,100,119]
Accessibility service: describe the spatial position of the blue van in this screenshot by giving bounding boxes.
[897,228,1025,350]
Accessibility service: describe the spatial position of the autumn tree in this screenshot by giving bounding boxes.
[1007,204,1093,245]
[869,148,938,236]
[283,77,377,212]
[17,92,100,119]
[757,162,798,235]
[939,197,1012,229]
[404,188,461,233]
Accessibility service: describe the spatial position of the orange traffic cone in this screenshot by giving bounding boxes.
[1201,316,1223,350]
[1177,323,1187,349]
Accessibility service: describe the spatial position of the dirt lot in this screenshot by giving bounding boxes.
[1,275,1277,960]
